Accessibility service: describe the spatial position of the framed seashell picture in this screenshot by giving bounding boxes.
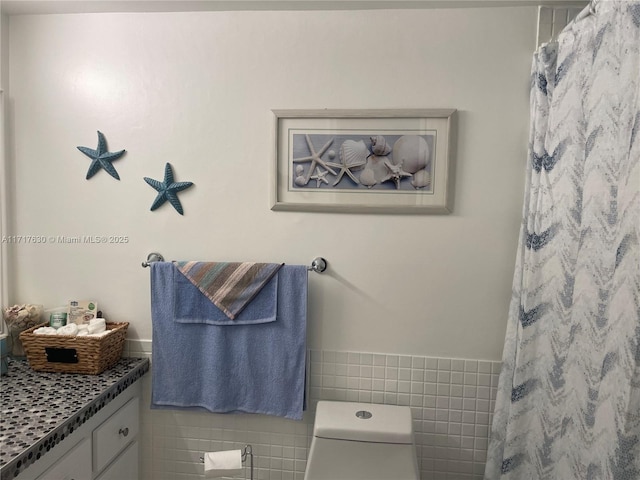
[271,109,456,214]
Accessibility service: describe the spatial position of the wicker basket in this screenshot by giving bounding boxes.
[19,322,129,375]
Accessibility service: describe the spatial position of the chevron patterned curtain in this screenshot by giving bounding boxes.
[485,2,640,479]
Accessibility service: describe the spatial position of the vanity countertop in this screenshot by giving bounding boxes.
[0,357,149,480]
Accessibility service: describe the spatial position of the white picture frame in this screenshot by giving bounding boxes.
[271,109,456,214]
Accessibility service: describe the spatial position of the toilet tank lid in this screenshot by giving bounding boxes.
[312,401,414,444]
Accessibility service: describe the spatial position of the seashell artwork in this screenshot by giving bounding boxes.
[410,168,432,189]
[292,134,337,186]
[370,135,392,156]
[380,159,412,189]
[310,167,330,187]
[392,135,431,174]
[359,168,378,188]
[362,155,391,185]
[290,131,437,192]
[340,140,369,167]
[277,108,456,213]
[333,139,368,186]
[294,165,306,186]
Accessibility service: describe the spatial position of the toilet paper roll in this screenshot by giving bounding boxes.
[203,449,243,478]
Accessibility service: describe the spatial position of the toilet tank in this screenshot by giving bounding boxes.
[304,401,419,480]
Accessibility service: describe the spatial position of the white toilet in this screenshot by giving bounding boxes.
[304,401,420,480]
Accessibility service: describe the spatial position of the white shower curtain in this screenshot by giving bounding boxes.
[485,2,640,479]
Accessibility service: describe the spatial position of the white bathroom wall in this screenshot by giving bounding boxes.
[0,13,8,314]
[6,6,539,480]
[6,6,534,361]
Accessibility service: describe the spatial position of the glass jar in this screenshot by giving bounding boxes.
[3,304,43,359]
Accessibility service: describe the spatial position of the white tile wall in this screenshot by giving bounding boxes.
[537,5,586,46]
[125,340,500,480]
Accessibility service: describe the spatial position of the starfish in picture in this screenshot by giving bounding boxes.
[310,167,330,187]
[144,163,194,215]
[381,159,412,189]
[325,156,366,187]
[77,131,126,180]
[292,134,338,185]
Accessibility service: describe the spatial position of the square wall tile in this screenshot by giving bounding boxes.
[142,349,500,480]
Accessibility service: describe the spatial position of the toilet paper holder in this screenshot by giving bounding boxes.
[200,444,253,480]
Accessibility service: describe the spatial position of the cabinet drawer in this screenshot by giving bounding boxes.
[36,436,91,480]
[93,397,139,473]
[95,441,138,480]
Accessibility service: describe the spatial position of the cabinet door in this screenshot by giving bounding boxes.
[93,397,139,473]
[36,437,91,480]
[95,441,138,480]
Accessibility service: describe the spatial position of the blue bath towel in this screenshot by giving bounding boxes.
[150,262,308,420]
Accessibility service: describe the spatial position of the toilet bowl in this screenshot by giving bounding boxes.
[304,401,419,480]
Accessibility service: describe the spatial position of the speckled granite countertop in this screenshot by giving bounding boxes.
[0,357,149,480]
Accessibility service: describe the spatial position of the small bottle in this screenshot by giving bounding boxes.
[49,312,68,329]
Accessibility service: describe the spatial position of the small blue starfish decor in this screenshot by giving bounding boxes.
[77,131,126,180]
[144,163,194,215]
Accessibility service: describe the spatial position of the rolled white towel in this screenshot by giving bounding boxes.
[87,318,106,334]
[34,326,57,335]
[87,321,106,335]
[56,323,79,336]
[89,317,106,327]
[87,330,111,337]
[77,330,89,336]
[77,324,89,333]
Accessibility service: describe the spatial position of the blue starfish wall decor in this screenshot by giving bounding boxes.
[144,163,194,215]
[77,131,126,180]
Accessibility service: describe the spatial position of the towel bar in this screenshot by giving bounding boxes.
[200,444,253,480]
[141,252,164,267]
[141,252,328,273]
[308,256,327,273]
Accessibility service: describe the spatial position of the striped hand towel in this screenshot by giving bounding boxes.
[174,261,284,320]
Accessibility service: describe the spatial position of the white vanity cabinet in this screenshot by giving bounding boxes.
[35,437,92,480]
[93,397,140,478]
[17,380,142,480]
